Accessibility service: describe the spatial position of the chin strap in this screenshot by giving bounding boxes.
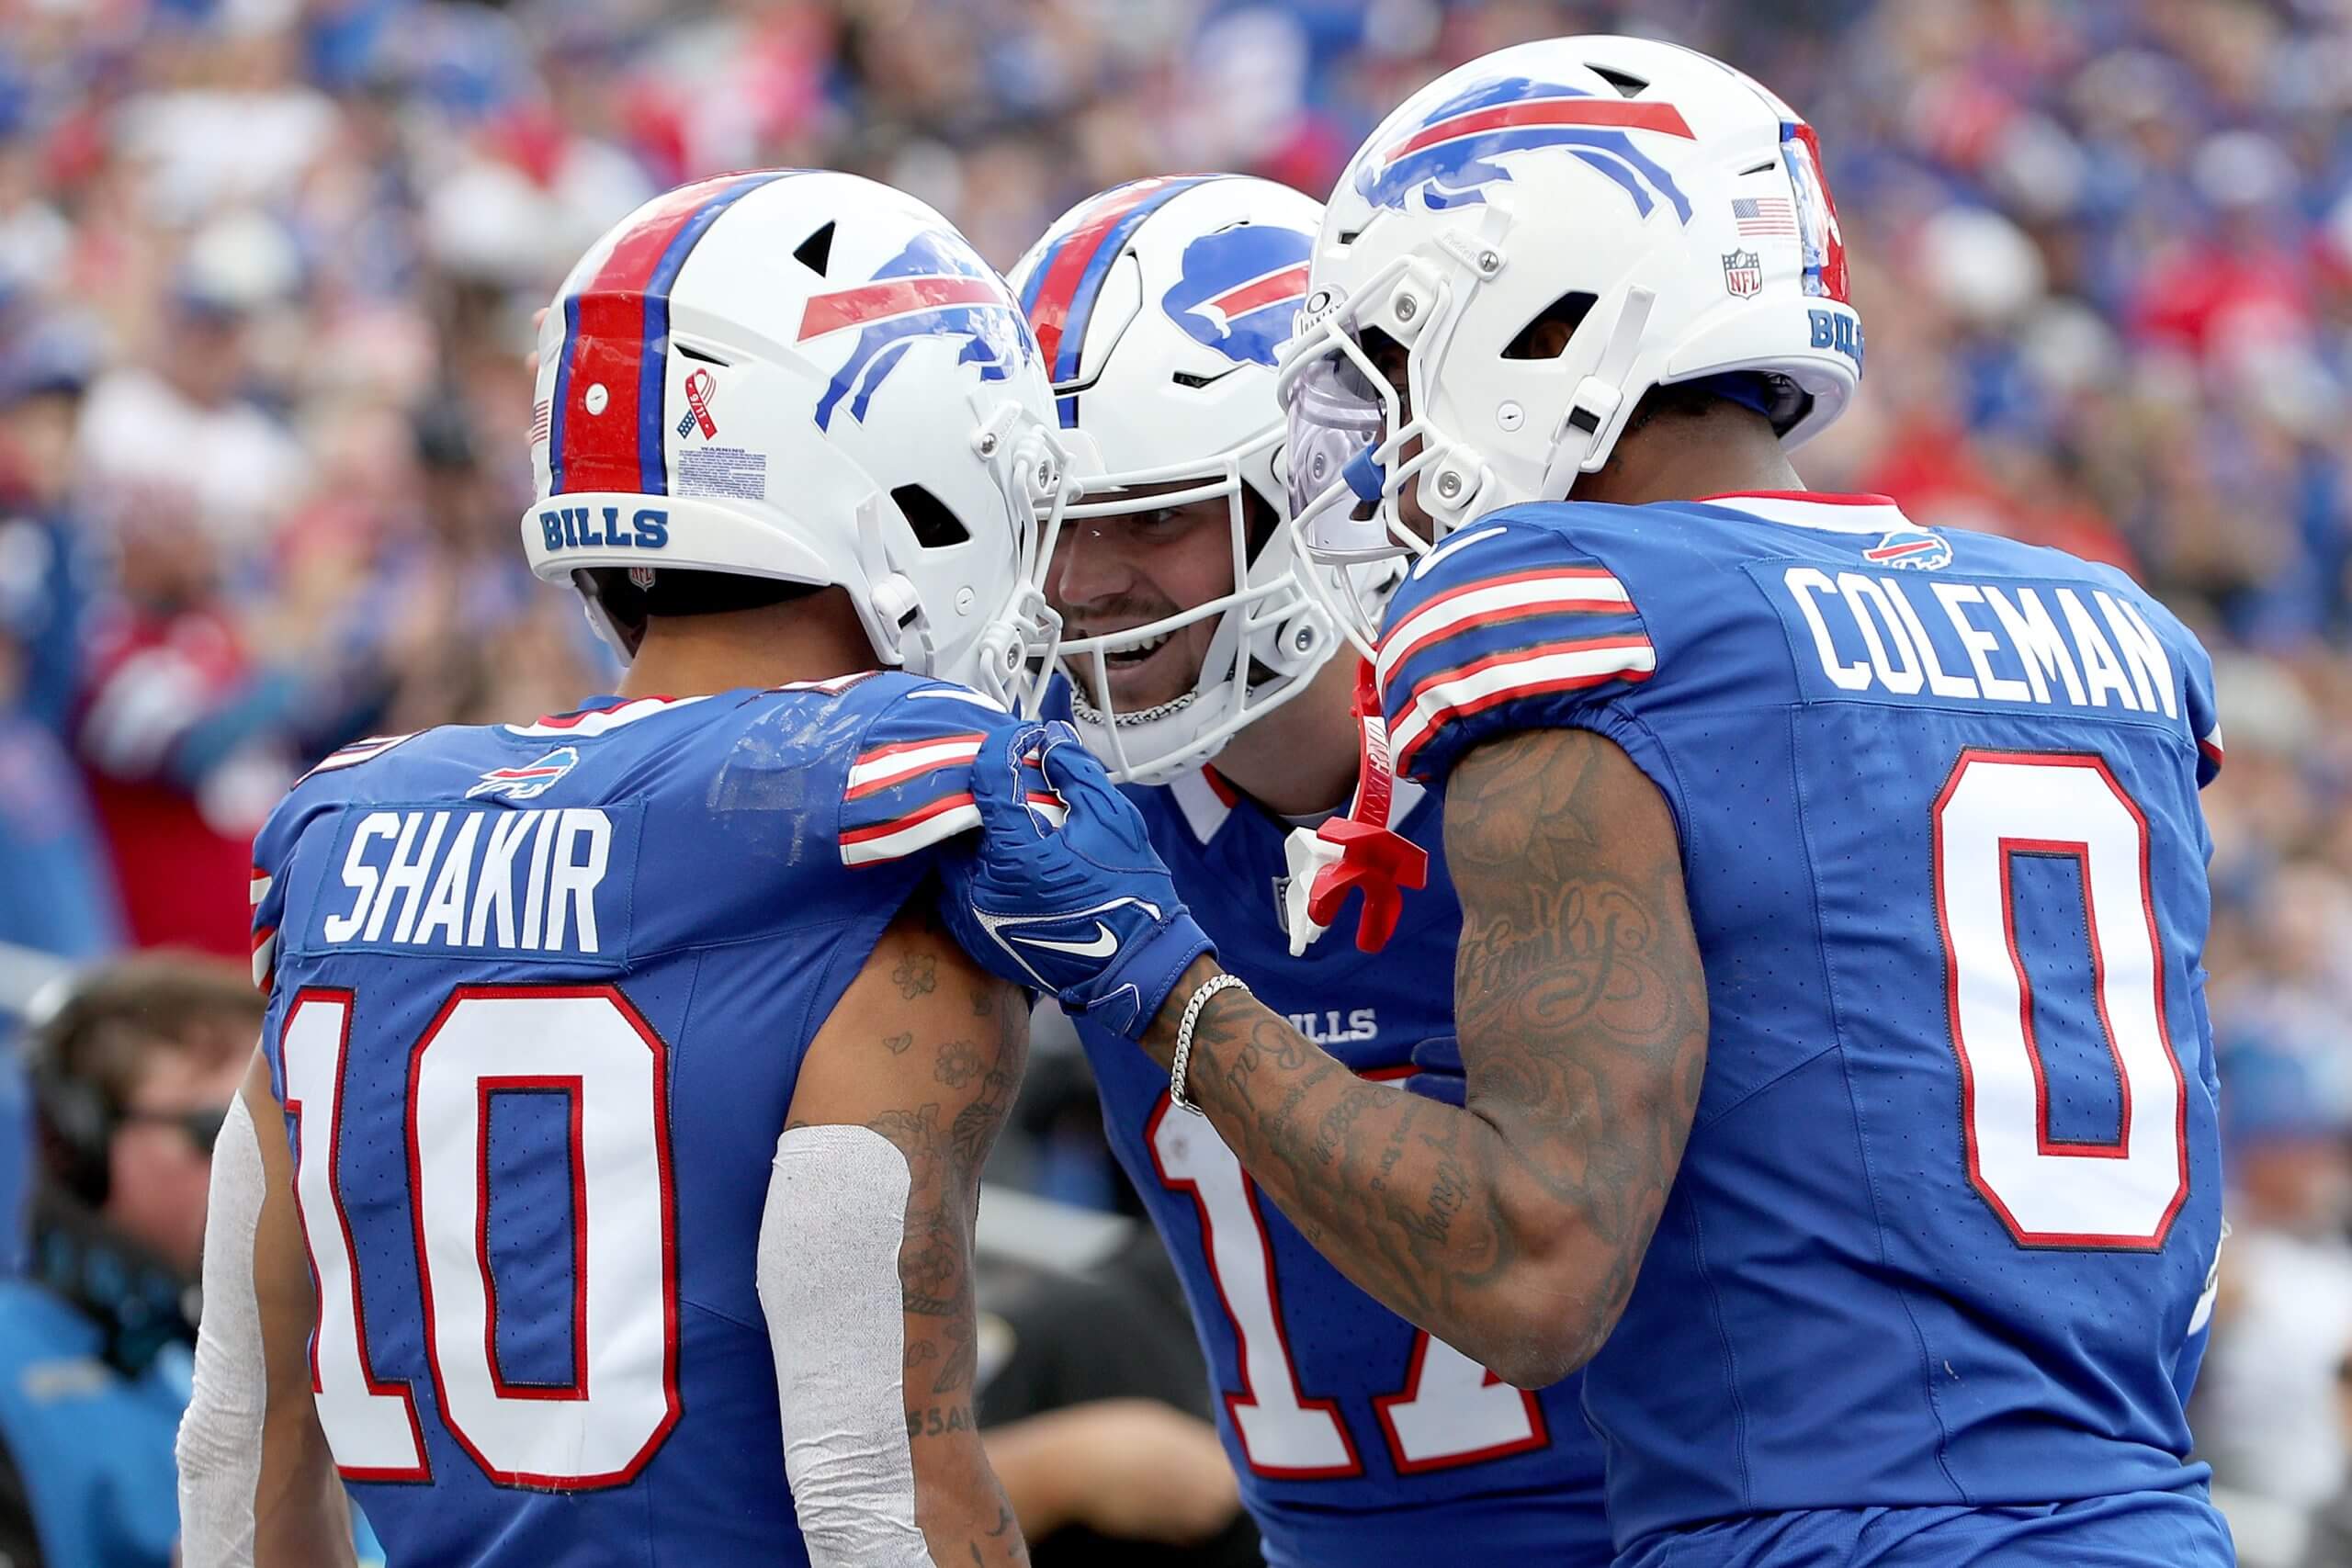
[1283,660,1429,955]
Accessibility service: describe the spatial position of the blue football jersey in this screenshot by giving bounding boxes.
[1073,768,1611,1567]
[1374,491,2228,1551]
[249,674,1022,1567]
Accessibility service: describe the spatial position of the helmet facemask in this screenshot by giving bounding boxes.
[1032,420,1332,784]
[1005,173,1343,784]
[1279,251,1508,657]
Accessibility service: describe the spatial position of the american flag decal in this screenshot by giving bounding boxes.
[531,399,552,446]
[1733,196,1797,238]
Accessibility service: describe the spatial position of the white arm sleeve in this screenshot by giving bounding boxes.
[175,1093,266,1568]
[759,1123,933,1568]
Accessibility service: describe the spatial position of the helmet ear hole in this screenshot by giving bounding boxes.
[890,484,971,549]
[1503,289,1599,360]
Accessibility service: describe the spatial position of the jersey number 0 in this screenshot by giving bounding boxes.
[1933,751,2191,1250]
[280,986,683,1489]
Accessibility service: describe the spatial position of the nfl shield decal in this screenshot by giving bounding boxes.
[1722,249,1762,298]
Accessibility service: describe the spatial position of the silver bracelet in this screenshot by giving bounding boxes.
[1170,974,1250,1116]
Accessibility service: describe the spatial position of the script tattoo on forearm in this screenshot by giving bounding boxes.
[1167,725,1706,1377]
[1442,725,1708,1358]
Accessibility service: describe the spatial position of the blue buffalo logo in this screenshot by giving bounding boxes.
[1356,76,1695,221]
[1863,526,1951,571]
[1160,225,1314,370]
[800,232,1032,430]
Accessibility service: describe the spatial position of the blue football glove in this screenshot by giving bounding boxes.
[936,720,1214,1042]
[1406,1034,1466,1106]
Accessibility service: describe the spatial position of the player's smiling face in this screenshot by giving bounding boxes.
[1046,483,1236,713]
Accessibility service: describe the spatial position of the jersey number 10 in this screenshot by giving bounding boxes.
[280,986,682,1489]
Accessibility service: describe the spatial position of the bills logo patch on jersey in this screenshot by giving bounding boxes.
[1722,249,1762,298]
[467,745,582,800]
[801,232,1031,430]
[1863,526,1951,570]
[1161,225,1313,369]
[1355,76,1695,220]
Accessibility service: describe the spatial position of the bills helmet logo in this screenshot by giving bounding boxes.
[467,745,582,800]
[1355,76,1696,220]
[1863,526,1951,571]
[801,232,1032,430]
[1160,225,1313,369]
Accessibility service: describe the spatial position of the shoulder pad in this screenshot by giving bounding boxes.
[1374,514,1655,782]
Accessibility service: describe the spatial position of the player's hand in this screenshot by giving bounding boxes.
[935,721,1213,1041]
[1405,1033,1466,1106]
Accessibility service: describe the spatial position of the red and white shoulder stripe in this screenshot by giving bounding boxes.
[846,732,988,800]
[1374,545,1656,775]
[1385,636,1657,774]
[1374,566,1637,693]
[840,761,1066,867]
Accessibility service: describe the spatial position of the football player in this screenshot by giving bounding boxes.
[175,171,1068,1568]
[990,174,1611,1564]
[944,36,2233,1567]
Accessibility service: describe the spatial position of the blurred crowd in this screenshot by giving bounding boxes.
[0,0,2346,1562]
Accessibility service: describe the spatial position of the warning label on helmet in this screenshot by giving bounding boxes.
[675,447,768,502]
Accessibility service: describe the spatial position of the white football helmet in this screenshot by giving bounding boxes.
[523,169,1066,709]
[1281,36,1866,651]
[1007,175,1338,784]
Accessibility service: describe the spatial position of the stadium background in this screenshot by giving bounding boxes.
[0,0,2345,1562]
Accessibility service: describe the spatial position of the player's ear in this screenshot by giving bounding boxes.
[1500,290,1599,362]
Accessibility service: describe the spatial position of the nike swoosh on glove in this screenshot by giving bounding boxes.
[1406,1034,1466,1106]
[935,721,1215,1042]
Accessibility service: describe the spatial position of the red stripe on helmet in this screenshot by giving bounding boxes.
[1024,177,1191,371]
[555,177,744,495]
[797,276,1008,340]
[1206,264,1310,323]
[1387,97,1695,162]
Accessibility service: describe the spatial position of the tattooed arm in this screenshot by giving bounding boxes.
[786,901,1031,1567]
[1143,728,1707,1387]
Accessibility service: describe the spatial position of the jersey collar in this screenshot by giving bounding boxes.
[508,693,707,738]
[1164,765,1429,846]
[1694,491,1908,536]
